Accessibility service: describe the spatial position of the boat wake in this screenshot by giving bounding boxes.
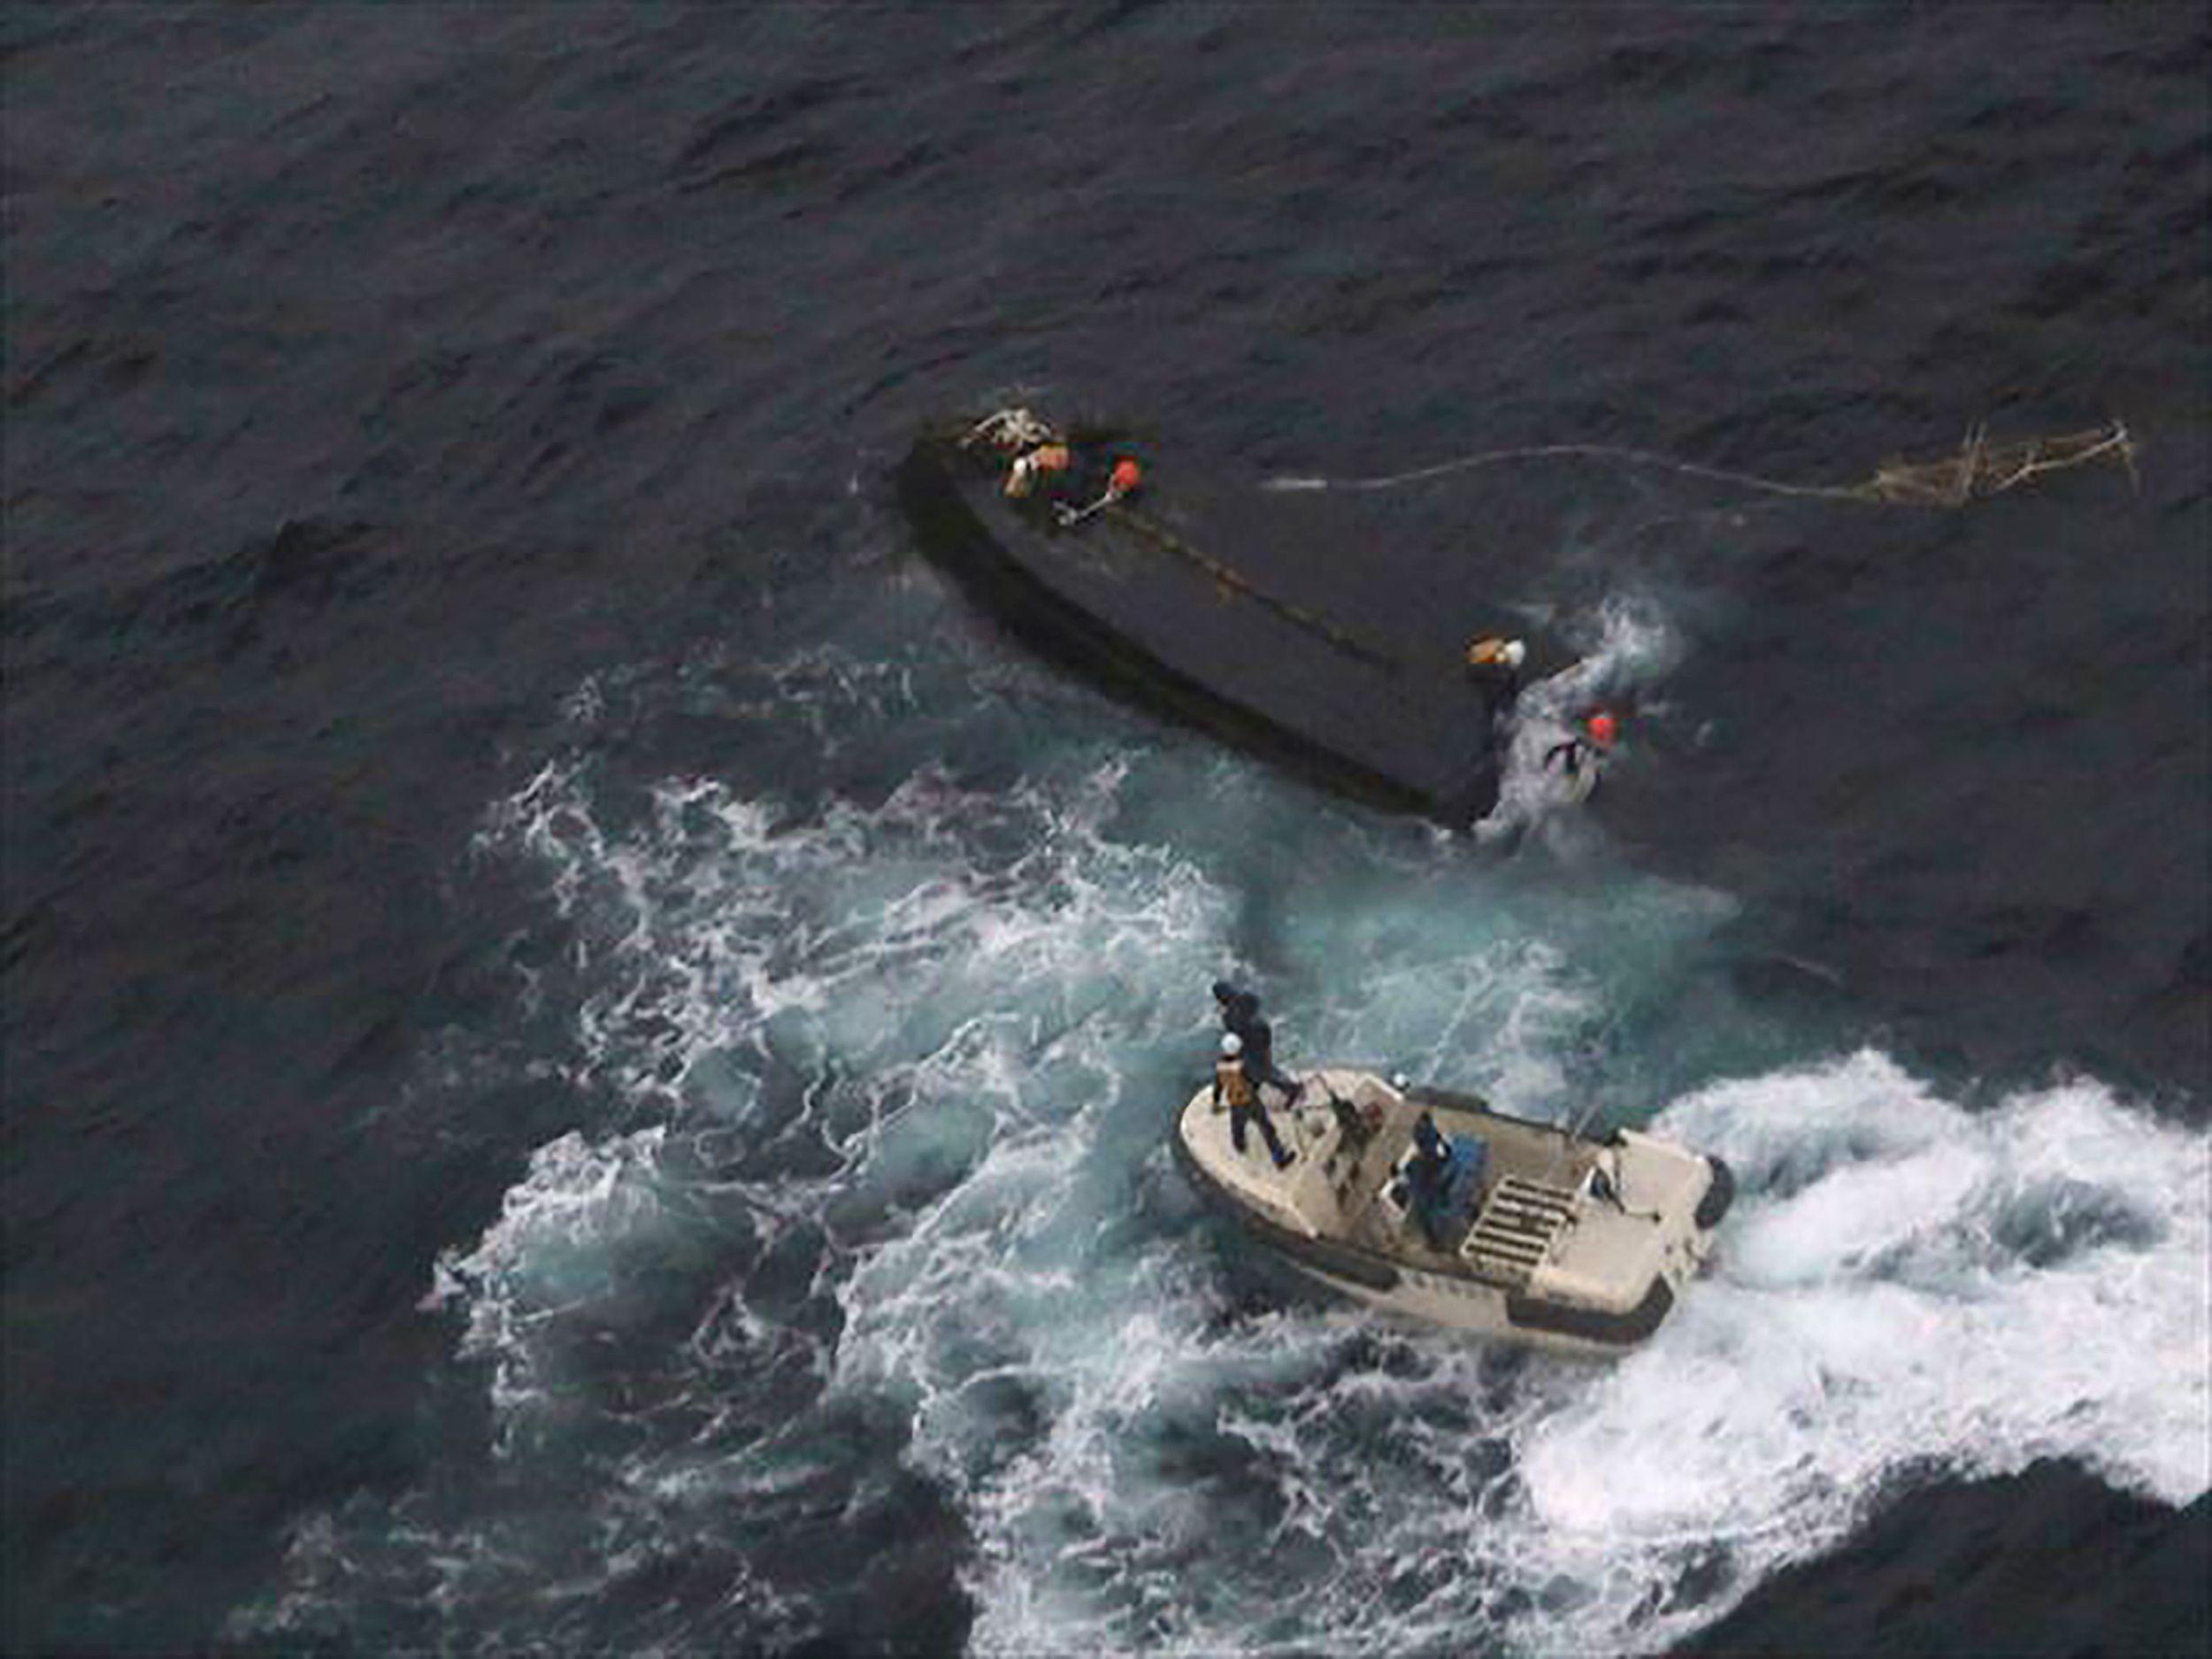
[922,1049,2207,1658]
[229,632,2207,1657]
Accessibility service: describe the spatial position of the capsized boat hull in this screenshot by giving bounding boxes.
[1173,1068,1731,1356]
[899,411,1563,820]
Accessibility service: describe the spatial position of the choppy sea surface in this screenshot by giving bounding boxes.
[5,7,2207,1655]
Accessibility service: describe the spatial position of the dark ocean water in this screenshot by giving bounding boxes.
[5,5,2207,1655]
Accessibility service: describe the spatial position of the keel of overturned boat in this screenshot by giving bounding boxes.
[900,406,1563,821]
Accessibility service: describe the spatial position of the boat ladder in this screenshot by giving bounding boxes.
[1462,1175,1578,1287]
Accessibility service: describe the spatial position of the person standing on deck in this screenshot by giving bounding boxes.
[1211,980,1302,1106]
[1212,1033,1294,1169]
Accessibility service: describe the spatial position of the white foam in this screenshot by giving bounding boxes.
[430,1125,674,1447]
[240,624,2207,1657]
[1479,594,1680,846]
[943,1049,2207,1658]
[394,640,1702,1647]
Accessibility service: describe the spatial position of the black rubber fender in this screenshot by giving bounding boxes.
[1694,1155,1736,1231]
[1506,1277,1674,1346]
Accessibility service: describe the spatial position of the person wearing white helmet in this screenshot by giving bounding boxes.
[1211,1031,1294,1169]
[1211,979,1301,1106]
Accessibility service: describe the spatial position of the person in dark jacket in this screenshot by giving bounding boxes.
[1402,1111,1455,1249]
[1212,1033,1294,1169]
[1211,979,1302,1107]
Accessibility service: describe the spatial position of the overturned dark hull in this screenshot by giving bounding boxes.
[899,418,1546,819]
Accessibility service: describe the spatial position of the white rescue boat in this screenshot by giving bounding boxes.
[1173,1067,1732,1355]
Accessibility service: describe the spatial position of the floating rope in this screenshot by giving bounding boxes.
[949,408,2139,713]
[1263,420,2139,507]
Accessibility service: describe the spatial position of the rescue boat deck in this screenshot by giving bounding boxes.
[1333,1090,1598,1275]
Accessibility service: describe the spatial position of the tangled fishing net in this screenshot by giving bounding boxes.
[1851,422,2137,505]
